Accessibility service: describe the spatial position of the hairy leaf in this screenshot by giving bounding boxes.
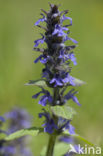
[63,131,94,146]
[51,105,76,120]
[25,79,47,87]
[5,127,43,141]
[73,78,86,86]
[74,134,94,146]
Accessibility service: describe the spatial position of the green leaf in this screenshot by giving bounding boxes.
[51,105,76,120]
[41,143,71,156]
[5,127,43,141]
[62,131,94,146]
[72,78,86,86]
[25,79,47,87]
[54,143,71,156]
[74,134,94,146]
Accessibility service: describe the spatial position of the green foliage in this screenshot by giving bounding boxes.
[63,130,94,146]
[72,78,86,86]
[51,105,76,120]
[25,79,47,87]
[74,134,94,146]
[5,127,43,141]
[41,143,71,156]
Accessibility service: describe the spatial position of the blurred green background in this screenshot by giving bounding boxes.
[0,0,103,155]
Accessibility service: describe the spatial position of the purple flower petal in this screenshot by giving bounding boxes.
[52,24,67,37]
[34,36,45,47]
[39,111,57,134]
[69,53,77,65]
[34,55,43,63]
[35,90,53,106]
[69,76,75,86]
[64,36,78,44]
[40,58,47,64]
[42,68,50,78]
[72,96,81,106]
[50,77,63,87]
[62,26,69,31]
[69,38,78,44]
[40,56,49,64]
[34,55,49,64]
[60,136,74,144]
[32,91,43,98]
[62,15,72,25]
[39,95,48,106]
[35,14,46,25]
[62,73,75,86]
[69,124,75,135]
[64,89,81,106]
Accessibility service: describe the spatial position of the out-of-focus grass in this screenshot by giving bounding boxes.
[0,0,103,155]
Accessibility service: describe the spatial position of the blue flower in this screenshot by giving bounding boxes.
[34,35,45,47]
[34,54,44,63]
[42,68,51,79]
[35,14,46,26]
[59,136,74,144]
[50,74,63,87]
[34,54,49,64]
[52,24,68,37]
[39,111,75,135]
[59,50,77,65]
[32,89,53,106]
[39,94,52,106]
[50,73,75,87]
[5,108,32,133]
[62,73,75,86]
[33,5,82,152]
[0,108,33,156]
[1,146,16,155]
[61,15,72,25]
[64,36,78,44]
[20,148,33,156]
[59,50,69,62]
[39,111,57,134]
[0,145,33,156]
[69,52,77,65]
[58,118,75,135]
[65,123,75,135]
[64,89,81,106]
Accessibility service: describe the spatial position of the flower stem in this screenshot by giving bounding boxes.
[53,87,59,106]
[46,134,57,156]
[46,87,59,156]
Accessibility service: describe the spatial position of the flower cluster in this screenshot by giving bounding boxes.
[39,110,75,134]
[5,107,32,133]
[0,108,32,156]
[33,3,81,155]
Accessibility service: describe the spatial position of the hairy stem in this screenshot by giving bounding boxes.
[53,87,59,106]
[46,88,59,156]
[46,134,57,156]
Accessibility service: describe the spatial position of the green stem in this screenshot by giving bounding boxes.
[46,134,57,156]
[53,87,59,106]
[46,87,59,156]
